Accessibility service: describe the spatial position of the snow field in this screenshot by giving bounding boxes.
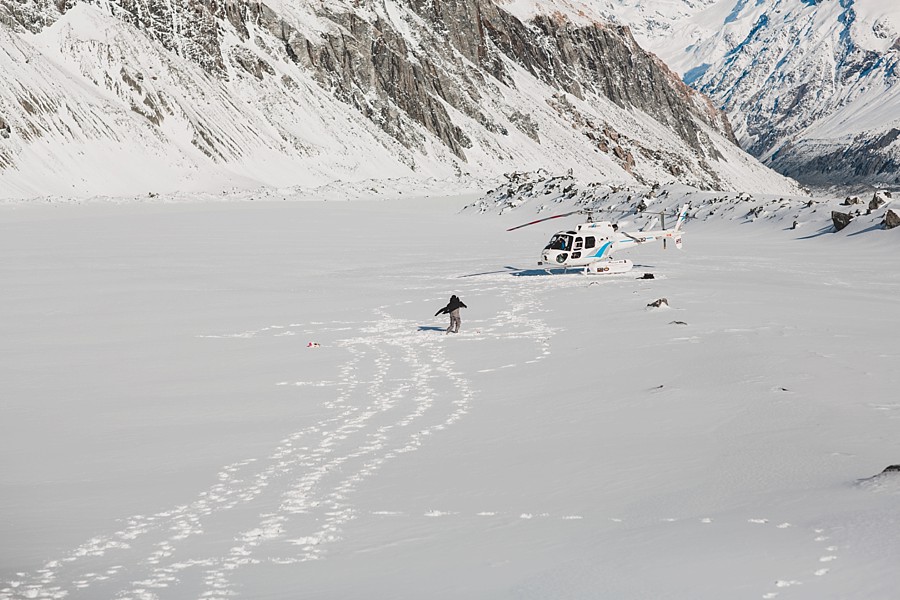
[1,192,899,599]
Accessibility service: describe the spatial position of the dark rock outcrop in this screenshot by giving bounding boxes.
[857,464,900,485]
[0,0,68,32]
[832,210,853,232]
[772,129,900,188]
[884,209,900,230]
[870,190,891,210]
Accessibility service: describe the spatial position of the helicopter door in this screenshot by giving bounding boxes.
[572,237,583,259]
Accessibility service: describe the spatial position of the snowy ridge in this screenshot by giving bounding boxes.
[0,0,798,198]
[557,0,900,187]
[684,0,900,186]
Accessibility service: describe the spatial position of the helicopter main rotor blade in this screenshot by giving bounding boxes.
[637,209,694,220]
[506,210,582,232]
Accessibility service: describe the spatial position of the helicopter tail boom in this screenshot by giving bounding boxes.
[673,204,689,234]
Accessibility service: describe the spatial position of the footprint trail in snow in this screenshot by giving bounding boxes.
[0,282,553,600]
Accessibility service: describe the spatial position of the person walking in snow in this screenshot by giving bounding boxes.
[435,294,467,334]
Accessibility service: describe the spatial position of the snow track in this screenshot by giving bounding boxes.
[0,271,853,600]
[4,197,900,600]
[0,280,551,600]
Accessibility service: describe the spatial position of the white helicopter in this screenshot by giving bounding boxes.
[508,204,690,274]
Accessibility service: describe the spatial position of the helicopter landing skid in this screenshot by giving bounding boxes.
[584,259,633,275]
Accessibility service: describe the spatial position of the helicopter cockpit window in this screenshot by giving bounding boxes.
[545,234,572,251]
[585,236,596,249]
[574,237,583,250]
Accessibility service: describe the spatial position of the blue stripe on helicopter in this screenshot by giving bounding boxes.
[592,242,612,258]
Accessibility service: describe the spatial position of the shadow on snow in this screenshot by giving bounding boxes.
[459,264,657,278]
[458,266,525,278]
[796,225,837,239]
[510,263,656,277]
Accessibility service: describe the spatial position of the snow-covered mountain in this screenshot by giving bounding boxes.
[0,0,798,199]
[561,0,900,188]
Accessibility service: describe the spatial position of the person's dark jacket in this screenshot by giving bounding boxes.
[435,295,467,316]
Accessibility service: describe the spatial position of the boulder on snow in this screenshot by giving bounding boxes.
[857,464,900,486]
[842,195,862,205]
[884,209,900,230]
[647,298,668,308]
[870,190,892,210]
[638,273,655,279]
[832,210,853,231]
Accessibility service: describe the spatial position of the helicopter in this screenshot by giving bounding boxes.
[508,204,690,274]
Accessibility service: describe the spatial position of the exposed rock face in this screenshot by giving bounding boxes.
[772,129,900,188]
[0,0,67,32]
[473,9,736,152]
[268,3,478,159]
[214,0,733,162]
[884,209,900,230]
[507,110,540,142]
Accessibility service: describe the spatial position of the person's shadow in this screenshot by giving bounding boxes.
[417,326,445,332]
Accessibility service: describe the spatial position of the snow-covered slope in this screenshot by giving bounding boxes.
[568,0,900,188]
[0,0,798,198]
[0,4,455,198]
